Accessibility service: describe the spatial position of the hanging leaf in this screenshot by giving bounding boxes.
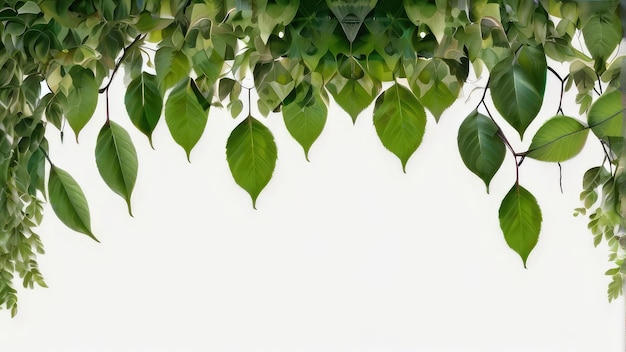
[373,83,427,172]
[410,59,461,121]
[226,116,277,209]
[95,121,138,215]
[48,166,98,242]
[581,11,621,73]
[63,66,99,141]
[155,47,191,91]
[587,89,623,139]
[457,110,505,193]
[124,72,163,147]
[527,116,589,162]
[498,184,542,267]
[490,45,547,138]
[282,87,328,161]
[164,78,209,161]
[326,57,381,122]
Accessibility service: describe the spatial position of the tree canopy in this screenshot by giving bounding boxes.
[0,0,624,317]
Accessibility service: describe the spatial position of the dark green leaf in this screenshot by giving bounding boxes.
[373,83,427,172]
[125,72,163,146]
[226,116,277,208]
[457,110,505,192]
[498,184,542,267]
[95,121,138,215]
[48,166,98,242]
[63,66,99,140]
[527,116,589,162]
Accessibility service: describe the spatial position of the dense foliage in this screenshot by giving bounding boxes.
[0,0,624,316]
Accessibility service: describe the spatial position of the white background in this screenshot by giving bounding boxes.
[1,61,624,351]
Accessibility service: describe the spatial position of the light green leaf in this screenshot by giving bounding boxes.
[64,66,99,141]
[581,11,621,73]
[410,59,461,121]
[498,184,542,267]
[283,88,328,160]
[125,72,163,147]
[373,83,427,172]
[490,45,547,138]
[527,116,589,162]
[587,89,624,139]
[155,47,191,91]
[457,110,505,192]
[95,121,138,215]
[326,58,381,122]
[48,166,98,242]
[164,78,209,161]
[226,116,277,208]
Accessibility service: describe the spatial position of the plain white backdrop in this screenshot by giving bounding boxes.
[1,60,624,351]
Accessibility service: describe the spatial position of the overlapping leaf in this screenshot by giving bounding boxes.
[581,11,621,73]
[457,110,505,192]
[373,83,427,172]
[63,66,99,140]
[125,72,162,146]
[326,57,381,122]
[498,184,542,267]
[587,89,623,139]
[527,116,588,162]
[226,116,277,208]
[283,86,328,160]
[95,121,138,215]
[410,59,461,121]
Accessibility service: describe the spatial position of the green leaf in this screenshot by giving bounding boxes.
[125,72,163,146]
[527,116,589,162]
[498,184,542,267]
[581,11,621,73]
[373,83,427,172]
[63,66,99,140]
[326,57,381,122]
[226,116,277,208]
[164,78,209,161]
[457,110,505,192]
[95,121,138,215]
[490,45,547,138]
[410,59,461,121]
[48,166,98,242]
[155,47,191,92]
[282,87,328,160]
[587,89,624,139]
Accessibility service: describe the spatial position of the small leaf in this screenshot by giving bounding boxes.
[326,57,381,122]
[95,121,138,215]
[498,184,542,267]
[63,66,99,140]
[282,88,328,160]
[164,78,209,161]
[527,116,589,162]
[457,110,505,192]
[125,72,163,146]
[226,116,277,208]
[48,166,98,242]
[373,83,427,172]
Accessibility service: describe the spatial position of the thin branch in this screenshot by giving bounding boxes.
[547,66,566,115]
[98,34,146,94]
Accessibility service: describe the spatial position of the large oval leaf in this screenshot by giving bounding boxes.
[373,83,427,172]
[490,45,547,138]
[226,116,278,208]
[64,66,99,140]
[498,184,542,267]
[48,166,98,242]
[527,116,588,162]
[457,110,505,193]
[282,88,328,161]
[164,78,209,161]
[124,72,162,146]
[587,89,624,139]
[95,121,138,215]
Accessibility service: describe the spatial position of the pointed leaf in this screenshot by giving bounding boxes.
[164,78,209,161]
[95,121,138,215]
[582,11,621,73]
[498,184,542,267]
[64,66,98,140]
[527,116,589,162]
[587,89,624,139]
[326,58,381,122]
[490,45,547,138]
[410,59,461,121]
[226,116,277,208]
[457,110,505,192]
[282,89,328,160]
[373,83,427,172]
[155,47,191,91]
[48,166,98,242]
[125,72,163,146]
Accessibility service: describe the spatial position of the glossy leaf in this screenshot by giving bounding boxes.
[48,166,98,242]
[490,45,547,138]
[373,83,427,172]
[527,116,588,162]
[64,66,99,140]
[499,184,542,267]
[283,89,328,160]
[95,121,138,215]
[587,89,624,139]
[457,110,505,192]
[125,72,162,146]
[226,116,277,208]
[164,78,209,161]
